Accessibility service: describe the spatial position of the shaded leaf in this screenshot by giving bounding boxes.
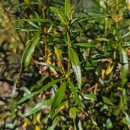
[50,82,66,118]
[22,32,40,68]
[119,44,129,84]
[48,116,60,130]
[37,77,65,94]
[68,80,84,107]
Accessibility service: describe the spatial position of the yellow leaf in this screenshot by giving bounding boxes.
[54,47,64,71]
[23,121,28,128]
[119,95,124,108]
[36,112,41,124]
[35,125,40,130]
[105,65,114,75]
[24,0,30,5]
[101,69,105,79]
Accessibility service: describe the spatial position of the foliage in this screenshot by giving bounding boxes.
[0,0,130,129]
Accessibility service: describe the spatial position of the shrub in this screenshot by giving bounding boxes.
[1,0,130,129]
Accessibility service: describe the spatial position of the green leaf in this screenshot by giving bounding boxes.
[122,88,127,107]
[97,37,109,42]
[68,80,84,107]
[105,118,113,129]
[11,81,17,98]
[69,48,82,89]
[65,0,69,17]
[119,44,129,84]
[121,112,130,126]
[17,92,36,105]
[30,75,48,91]
[16,18,53,23]
[38,62,63,71]
[48,116,60,130]
[23,99,52,117]
[102,96,114,105]
[37,77,65,94]
[122,32,130,38]
[83,94,97,101]
[21,86,31,94]
[22,32,40,68]
[70,107,80,130]
[27,21,39,28]
[50,82,66,118]
[15,27,39,32]
[50,7,66,25]
[73,43,95,48]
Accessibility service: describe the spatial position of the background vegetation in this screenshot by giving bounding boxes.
[0,0,130,129]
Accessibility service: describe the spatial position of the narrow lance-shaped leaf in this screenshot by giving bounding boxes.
[22,32,40,68]
[68,80,84,107]
[50,82,66,118]
[24,0,30,5]
[37,77,65,94]
[23,99,52,117]
[48,116,60,130]
[65,0,69,17]
[119,44,129,84]
[69,48,82,89]
[50,7,66,25]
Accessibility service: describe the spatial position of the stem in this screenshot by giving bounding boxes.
[115,0,119,49]
[67,31,71,73]
[42,2,48,58]
[116,0,119,28]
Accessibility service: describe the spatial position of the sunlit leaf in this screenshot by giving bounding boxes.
[17,92,36,105]
[23,99,52,117]
[24,0,30,5]
[50,7,66,25]
[50,82,66,118]
[102,96,114,105]
[22,121,28,128]
[36,112,41,124]
[73,43,95,48]
[105,118,113,129]
[83,94,97,101]
[69,48,82,89]
[35,125,40,130]
[121,112,130,126]
[70,107,80,130]
[38,61,63,71]
[105,64,114,75]
[15,27,39,32]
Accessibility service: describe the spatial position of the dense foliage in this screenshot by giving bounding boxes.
[0,0,130,129]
